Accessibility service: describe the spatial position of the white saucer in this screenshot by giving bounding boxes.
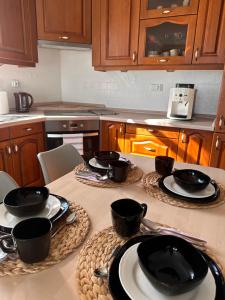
[163,176,215,199]
[119,243,216,300]
[0,195,61,229]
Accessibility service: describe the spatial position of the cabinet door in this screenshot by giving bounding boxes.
[36,0,91,44]
[0,140,14,176]
[215,67,225,132]
[100,121,125,152]
[0,0,37,66]
[138,15,196,65]
[141,0,199,19]
[12,133,45,187]
[193,0,225,64]
[95,0,140,66]
[177,130,213,166]
[125,134,178,158]
[210,133,225,170]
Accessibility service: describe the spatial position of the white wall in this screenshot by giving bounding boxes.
[0,47,61,108]
[61,50,223,115]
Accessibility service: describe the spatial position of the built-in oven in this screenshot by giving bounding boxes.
[45,120,99,161]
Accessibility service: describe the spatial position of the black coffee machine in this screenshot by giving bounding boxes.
[14,92,33,113]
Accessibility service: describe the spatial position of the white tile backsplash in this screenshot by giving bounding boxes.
[60,50,223,115]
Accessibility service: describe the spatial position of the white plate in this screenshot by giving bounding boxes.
[119,243,216,300]
[163,176,215,199]
[0,195,61,229]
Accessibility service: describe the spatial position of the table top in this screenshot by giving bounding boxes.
[1,154,225,300]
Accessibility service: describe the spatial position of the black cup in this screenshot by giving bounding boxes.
[108,160,129,182]
[111,199,147,237]
[155,156,174,176]
[0,217,52,263]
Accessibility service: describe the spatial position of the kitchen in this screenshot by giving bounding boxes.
[0,1,225,299]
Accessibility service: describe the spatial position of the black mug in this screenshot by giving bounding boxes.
[0,217,52,263]
[111,199,147,237]
[155,156,174,176]
[108,160,129,182]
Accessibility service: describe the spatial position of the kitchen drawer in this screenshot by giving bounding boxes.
[126,124,179,139]
[0,128,10,142]
[10,122,43,139]
[125,134,178,159]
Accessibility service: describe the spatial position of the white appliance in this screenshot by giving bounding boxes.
[167,84,196,120]
[0,91,9,115]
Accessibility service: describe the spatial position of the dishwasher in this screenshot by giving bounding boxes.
[45,120,99,161]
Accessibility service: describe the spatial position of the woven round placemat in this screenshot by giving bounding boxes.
[0,200,90,277]
[74,163,143,188]
[143,172,225,209]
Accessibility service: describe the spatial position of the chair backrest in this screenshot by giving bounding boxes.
[0,171,19,203]
[37,144,84,184]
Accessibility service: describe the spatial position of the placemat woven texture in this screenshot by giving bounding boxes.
[0,200,90,277]
[74,163,143,188]
[143,172,225,209]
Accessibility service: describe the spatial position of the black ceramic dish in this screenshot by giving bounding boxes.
[108,235,225,300]
[94,151,120,167]
[158,177,220,204]
[4,187,49,217]
[173,169,211,192]
[0,194,69,234]
[137,235,208,296]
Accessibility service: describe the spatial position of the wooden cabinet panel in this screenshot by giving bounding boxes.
[140,0,199,19]
[36,0,91,44]
[177,130,213,166]
[126,124,179,138]
[125,134,178,158]
[0,128,10,142]
[215,67,225,132]
[0,0,37,66]
[210,133,225,170]
[100,121,125,152]
[10,122,43,139]
[12,133,45,186]
[93,0,140,66]
[138,15,197,65]
[0,140,13,176]
[193,0,225,64]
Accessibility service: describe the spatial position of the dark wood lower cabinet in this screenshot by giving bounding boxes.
[0,140,13,176]
[210,133,225,170]
[100,121,125,152]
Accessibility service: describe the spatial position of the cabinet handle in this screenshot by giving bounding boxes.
[119,125,124,135]
[147,129,155,133]
[194,48,199,61]
[162,10,171,14]
[144,147,156,152]
[216,136,220,150]
[181,131,187,143]
[24,127,32,131]
[14,145,19,153]
[219,115,224,129]
[6,146,12,155]
[59,36,70,40]
[132,51,137,62]
[159,59,168,63]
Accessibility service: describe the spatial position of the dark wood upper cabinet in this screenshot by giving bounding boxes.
[193,0,225,64]
[93,0,140,66]
[0,0,38,66]
[138,15,197,65]
[36,0,91,44]
[140,0,199,19]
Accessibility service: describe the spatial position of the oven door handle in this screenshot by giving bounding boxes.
[47,133,99,138]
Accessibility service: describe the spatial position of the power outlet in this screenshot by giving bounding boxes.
[11,80,20,88]
[151,84,163,92]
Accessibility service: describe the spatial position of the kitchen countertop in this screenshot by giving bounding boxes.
[0,154,224,299]
[0,107,215,131]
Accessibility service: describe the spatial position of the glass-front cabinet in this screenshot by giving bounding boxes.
[138,16,197,65]
[141,0,199,18]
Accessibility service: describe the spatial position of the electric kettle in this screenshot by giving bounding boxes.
[14,92,34,113]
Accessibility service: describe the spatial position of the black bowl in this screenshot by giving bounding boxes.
[137,235,208,296]
[173,169,211,192]
[4,187,49,217]
[94,151,120,167]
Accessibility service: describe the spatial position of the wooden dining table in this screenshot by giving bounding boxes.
[0,154,225,300]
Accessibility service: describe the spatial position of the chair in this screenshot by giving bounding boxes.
[0,171,19,203]
[37,144,84,184]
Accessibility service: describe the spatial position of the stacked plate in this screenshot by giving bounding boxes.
[108,236,225,300]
